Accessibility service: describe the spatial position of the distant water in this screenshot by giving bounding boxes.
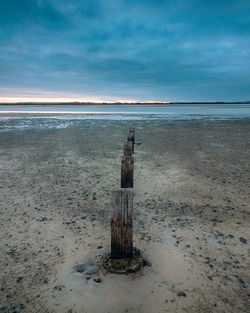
[0,104,250,131]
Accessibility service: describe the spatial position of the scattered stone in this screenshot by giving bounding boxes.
[239,237,247,244]
[143,258,152,267]
[54,285,65,291]
[238,277,245,285]
[16,277,23,283]
[211,218,223,223]
[93,275,102,283]
[177,291,186,297]
[19,304,25,310]
[74,264,85,273]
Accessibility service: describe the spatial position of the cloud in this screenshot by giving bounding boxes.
[0,0,249,101]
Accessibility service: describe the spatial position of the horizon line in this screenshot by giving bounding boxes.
[0,101,250,105]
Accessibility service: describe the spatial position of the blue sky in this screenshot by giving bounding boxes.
[0,0,250,102]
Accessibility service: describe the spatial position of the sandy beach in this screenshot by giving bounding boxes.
[0,117,249,313]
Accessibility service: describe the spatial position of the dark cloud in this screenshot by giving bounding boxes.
[0,0,249,101]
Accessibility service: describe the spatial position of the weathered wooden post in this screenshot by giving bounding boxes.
[111,189,133,258]
[121,156,134,188]
[109,128,135,264]
[128,128,135,154]
[124,140,133,156]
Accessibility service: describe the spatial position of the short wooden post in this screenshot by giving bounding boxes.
[127,133,134,154]
[121,156,134,188]
[111,190,133,258]
[124,141,133,156]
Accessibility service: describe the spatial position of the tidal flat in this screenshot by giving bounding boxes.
[0,118,249,313]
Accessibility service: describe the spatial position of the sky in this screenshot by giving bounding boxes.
[0,0,250,102]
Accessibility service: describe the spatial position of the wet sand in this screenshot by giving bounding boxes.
[0,118,249,313]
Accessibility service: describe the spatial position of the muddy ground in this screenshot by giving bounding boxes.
[0,118,249,313]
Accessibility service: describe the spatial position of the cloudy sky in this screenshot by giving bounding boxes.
[0,0,249,102]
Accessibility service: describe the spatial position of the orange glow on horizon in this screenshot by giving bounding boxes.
[0,95,170,104]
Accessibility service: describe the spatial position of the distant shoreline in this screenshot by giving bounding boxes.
[0,101,250,106]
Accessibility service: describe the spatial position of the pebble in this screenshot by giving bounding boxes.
[16,277,23,283]
[93,275,102,283]
[177,291,187,297]
[143,258,152,267]
[239,237,247,244]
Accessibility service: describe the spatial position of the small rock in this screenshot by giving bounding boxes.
[238,277,245,285]
[222,297,229,303]
[93,275,102,283]
[239,237,247,244]
[19,304,25,310]
[16,277,23,283]
[74,264,85,273]
[177,291,186,297]
[211,218,223,223]
[143,258,152,267]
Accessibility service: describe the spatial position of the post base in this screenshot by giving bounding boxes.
[102,247,144,274]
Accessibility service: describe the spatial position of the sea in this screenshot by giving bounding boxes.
[0,104,249,131]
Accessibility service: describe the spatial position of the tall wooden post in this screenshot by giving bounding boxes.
[111,190,133,258]
[121,156,134,188]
